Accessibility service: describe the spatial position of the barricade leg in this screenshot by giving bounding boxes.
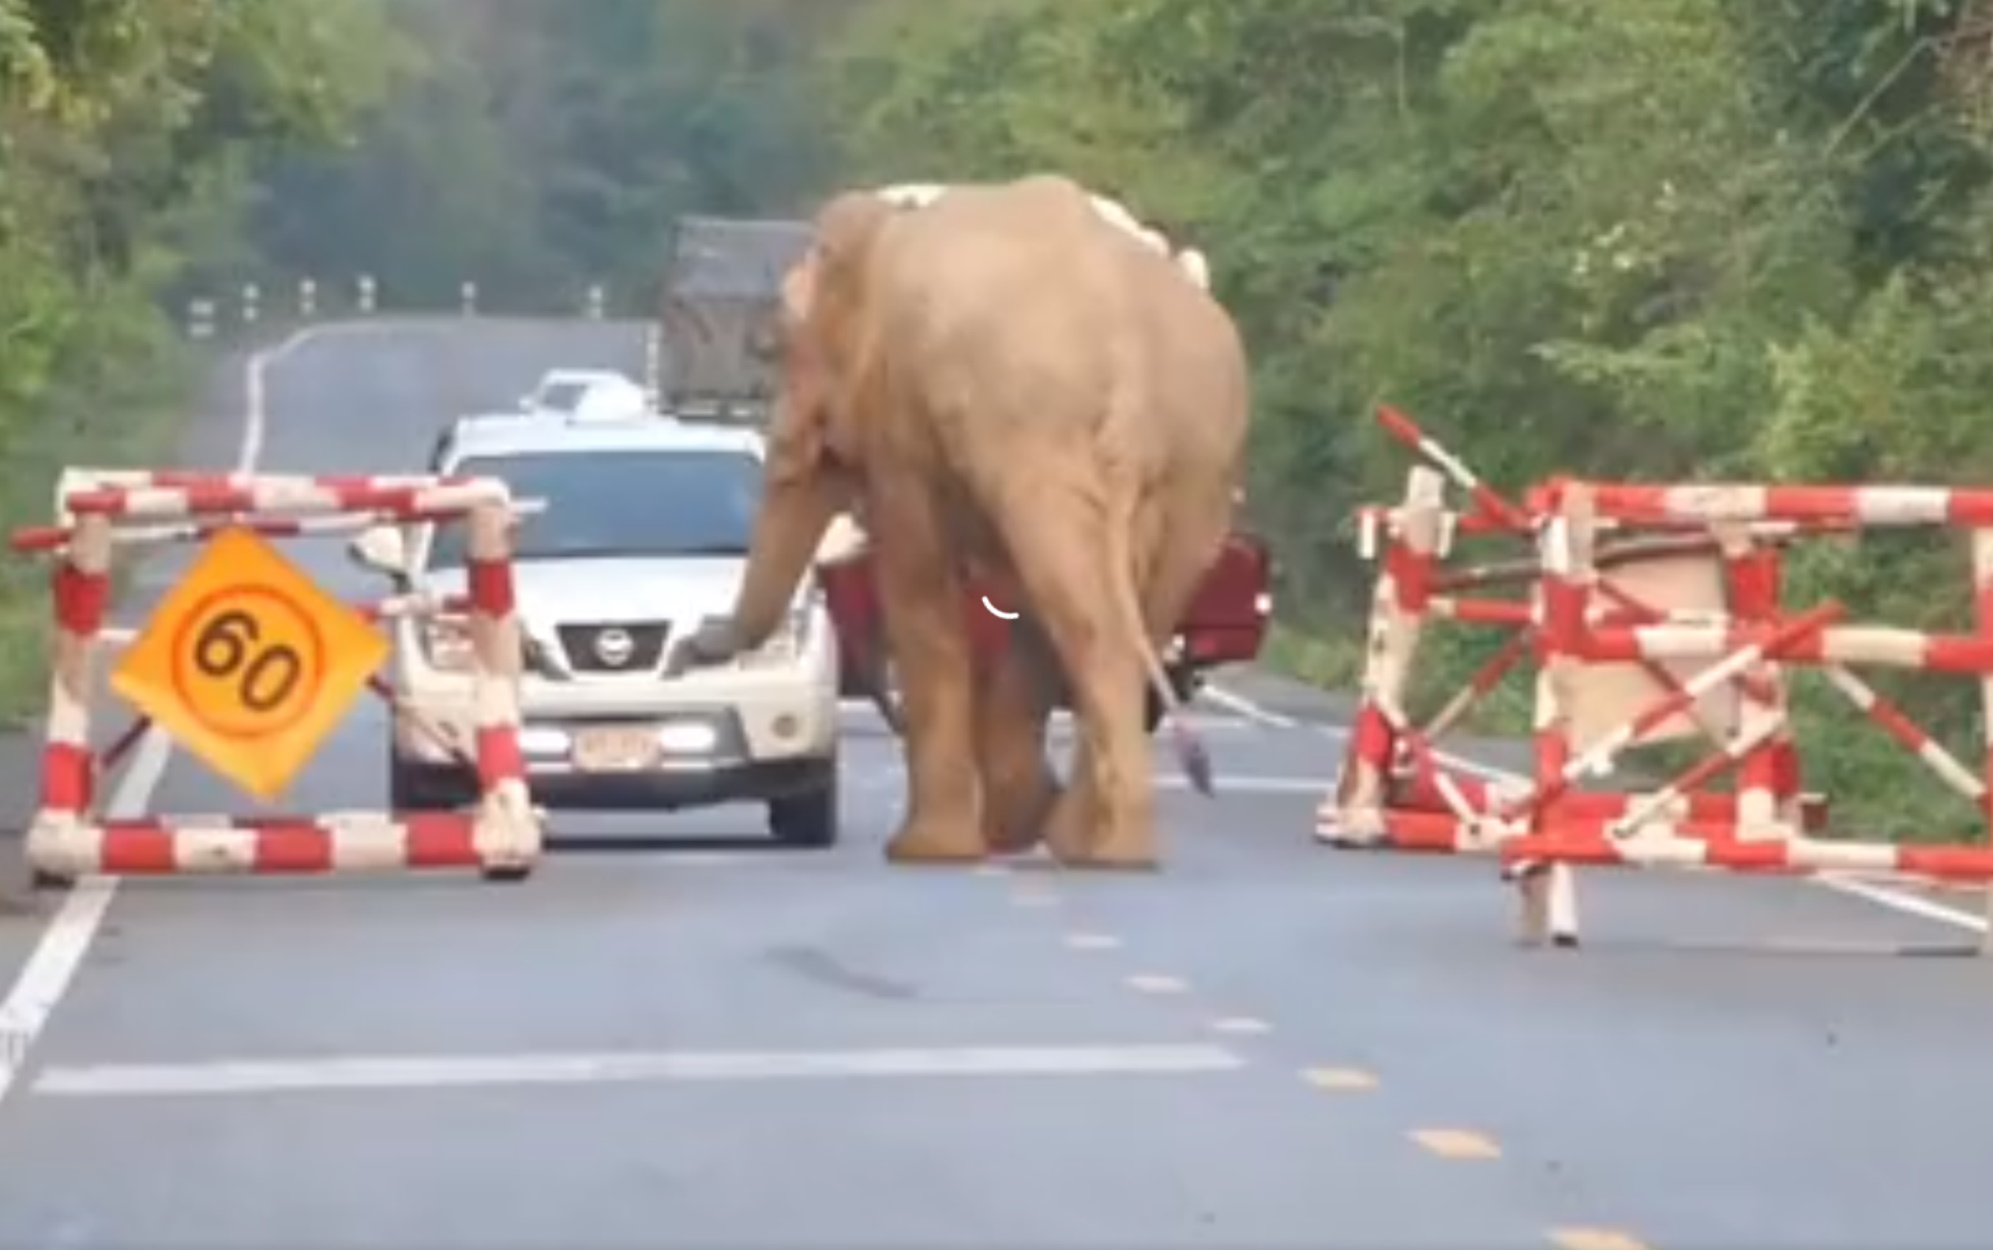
[466,498,538,878]
[1519,484,1593,947]
[24,512,112,887]
[1971,528,1993,952]
[1325,466,1444,844]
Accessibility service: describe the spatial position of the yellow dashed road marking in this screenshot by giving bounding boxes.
[1301,1067,1378,1091]
[1548,1228,1651,1250]
[1411,1129,1502,1160]
[1125,973,1189,994]
[1209,1016,1271,1035]
[1064,932,1121,950]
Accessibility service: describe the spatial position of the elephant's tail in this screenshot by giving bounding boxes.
[1142,634,1214,797]
[1104,498,1213,797]
[1099,329,1215,797]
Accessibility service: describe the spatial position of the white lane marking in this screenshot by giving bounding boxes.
[1209,1016,1272,1035]
[34,1043,1247,1098]
[1158,774,1325,794]
[1211,680,1528,780]
[0,324,335,1108]
[981,596,1019,620]
[1065,932,1122,950]
[1816,875,1985,934]
[1126,973,1189,994]
[1202,683,1298,728]
[835,703,1259,733]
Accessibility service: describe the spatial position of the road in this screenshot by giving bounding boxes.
[0,319,1990,1248]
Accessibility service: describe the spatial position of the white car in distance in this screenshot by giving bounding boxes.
[348,415,841,845]
[519,368,650,421]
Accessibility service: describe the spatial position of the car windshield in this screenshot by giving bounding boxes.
[426,448,763,568]
[534,380,591,411]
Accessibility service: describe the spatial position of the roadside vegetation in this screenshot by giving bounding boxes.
[13,0,1993,840]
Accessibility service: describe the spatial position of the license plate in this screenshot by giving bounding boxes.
[571,726,658,773]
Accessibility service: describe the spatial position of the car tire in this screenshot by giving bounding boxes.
[769,762,840,848]
[388,748,469,811]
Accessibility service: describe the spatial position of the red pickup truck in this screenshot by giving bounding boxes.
[816,527,1274,732]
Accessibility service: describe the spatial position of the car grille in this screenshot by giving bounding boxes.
[555,622,671,674]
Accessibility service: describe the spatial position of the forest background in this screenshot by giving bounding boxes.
[7,0,1993,837]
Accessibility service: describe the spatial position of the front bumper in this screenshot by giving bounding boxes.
[391,664,837,811]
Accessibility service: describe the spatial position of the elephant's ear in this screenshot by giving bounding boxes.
[811,191,896,280]
[763,193,894,484]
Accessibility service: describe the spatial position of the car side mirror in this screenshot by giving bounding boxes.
[348,525,409,578]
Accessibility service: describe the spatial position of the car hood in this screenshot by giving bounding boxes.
[422,556,761,631]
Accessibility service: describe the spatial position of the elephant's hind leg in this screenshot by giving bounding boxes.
[975,628,1060,855]
[1004,512,1159,870]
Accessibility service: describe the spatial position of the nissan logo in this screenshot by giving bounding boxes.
[593,628,635,667]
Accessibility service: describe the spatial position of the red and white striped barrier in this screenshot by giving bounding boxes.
[12,468,541,884]
[1319,409,1993,950]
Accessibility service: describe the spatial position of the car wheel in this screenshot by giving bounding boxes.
[388,748,468,811]
[769,763,840,848]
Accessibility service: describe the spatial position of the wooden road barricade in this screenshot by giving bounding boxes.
[9,468,541,883]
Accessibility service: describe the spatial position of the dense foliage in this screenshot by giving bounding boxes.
[242,0,860,315]
[19,0,1993,836]
[0,0,407,706]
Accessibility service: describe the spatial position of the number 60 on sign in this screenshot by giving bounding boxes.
[112,526,387,800]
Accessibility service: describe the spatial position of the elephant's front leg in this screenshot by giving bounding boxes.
[975,625,1060,855]
[875,524,984,864]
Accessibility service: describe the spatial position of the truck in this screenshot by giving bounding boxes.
[658,214,812,423]
[657,212,1274,732]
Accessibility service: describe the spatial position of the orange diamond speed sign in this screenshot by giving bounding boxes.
[112,526,388,800]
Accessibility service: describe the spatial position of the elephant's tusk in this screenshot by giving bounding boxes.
[980,596,1019,620]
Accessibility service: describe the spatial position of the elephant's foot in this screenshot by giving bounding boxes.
[884,815,986,866]
[981,767,1060,856]
[1040,782,1099,866]
[1062,842,1161,872]
[1042,777,1160,871]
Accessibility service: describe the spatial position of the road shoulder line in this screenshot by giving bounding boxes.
[0,324,333,1108]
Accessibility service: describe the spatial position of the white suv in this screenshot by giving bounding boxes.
[348,415,841,845]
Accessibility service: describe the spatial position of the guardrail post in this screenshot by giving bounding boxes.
[185,298,215,341]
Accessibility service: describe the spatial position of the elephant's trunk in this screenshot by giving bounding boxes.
[727,477,845,652]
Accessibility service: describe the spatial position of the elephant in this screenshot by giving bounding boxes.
[668,174,1250,869]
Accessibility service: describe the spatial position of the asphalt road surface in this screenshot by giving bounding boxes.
[0,319,1990,1249]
